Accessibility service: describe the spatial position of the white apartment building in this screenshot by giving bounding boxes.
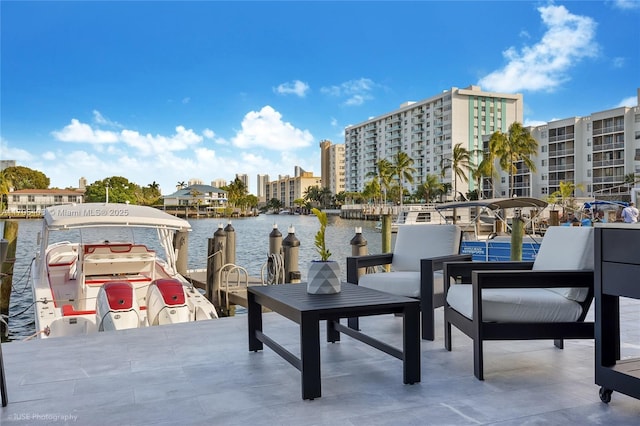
[256,174,269,201]
[344,85,523,198]
[319,140,346,196]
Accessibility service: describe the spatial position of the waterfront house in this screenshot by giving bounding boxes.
[162,184,228,214]
[4,188,84,215]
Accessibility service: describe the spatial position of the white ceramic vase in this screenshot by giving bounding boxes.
[307,261,341,294]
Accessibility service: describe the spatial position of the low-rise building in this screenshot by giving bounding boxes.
[5,189,84,213]
[162,184,228,210]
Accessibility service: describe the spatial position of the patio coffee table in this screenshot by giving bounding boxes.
[247,282,420,400]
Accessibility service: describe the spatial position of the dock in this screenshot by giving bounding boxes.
[1,297,639,424]
[184,269,264,314]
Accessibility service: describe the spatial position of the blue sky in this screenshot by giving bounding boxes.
[1,1,638,196]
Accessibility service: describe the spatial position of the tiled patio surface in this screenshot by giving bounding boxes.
[1,299,639,425]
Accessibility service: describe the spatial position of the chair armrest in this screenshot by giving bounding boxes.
[420,254,472,272]
[346,253,394,284]
[444,261,534,287]
[472,269,594,290]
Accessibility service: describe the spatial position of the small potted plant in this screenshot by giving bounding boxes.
[307,208,341,294]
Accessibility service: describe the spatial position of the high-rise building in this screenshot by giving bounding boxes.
[0,160,16,171]
[319,140,345,196]
[526,89,640,201]
[256,174,269,201]
[235,173,249,190]
[211,178,227,188]
[344,85,523,198]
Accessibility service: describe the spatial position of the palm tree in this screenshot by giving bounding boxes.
[440,143,474,224]
[368,159,394,205]
[303,185,321,208]
[489,122,538,197]
[176,181,186,190]
[390,152,416,210]
[319,187,333,208]
[417,173,443,203]
[440,143,474,202]
[362,179,381,204]
[475,147,499,199]
[0,169,13,211]
[549,181,585,217]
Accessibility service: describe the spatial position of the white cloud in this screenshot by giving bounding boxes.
[612,57,625,68]
[120,126,203,155]
[478,5,598,92]
[321,78,376,106]
[42,151,56,161]
[203,128,215,139]
[182,97,191,104]
[615,96,637,107]
[274,80,310,97]
[0,138,34,161]
[52,118,120,143]
[523,119,548,127]
[231,105,314,150]
[613,0,640,10]
[92,110,122,128]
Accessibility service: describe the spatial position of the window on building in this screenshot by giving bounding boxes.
[28,195,35,202]
[541,159,546,166]
[541,146,546,152]
[12,195,19,202]
[587,154,591,162]
[587,169,592,177]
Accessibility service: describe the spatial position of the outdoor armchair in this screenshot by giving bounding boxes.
[347,223,469,340]
[443,226,594,380]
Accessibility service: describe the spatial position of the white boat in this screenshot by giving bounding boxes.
[30,203,218,339]
[375,204,445,232]
[435,197,549,261]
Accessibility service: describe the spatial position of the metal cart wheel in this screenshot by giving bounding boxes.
[599,387,612,403]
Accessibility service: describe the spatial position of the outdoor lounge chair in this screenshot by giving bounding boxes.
[346,223,469,340]
[443,226,594,380]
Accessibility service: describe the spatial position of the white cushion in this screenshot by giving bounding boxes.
[391,224,461,272]
[533,226,594,302]
[446,284,584,323]
[359,270,444,299]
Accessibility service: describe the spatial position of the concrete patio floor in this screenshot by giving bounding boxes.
[1,299,639,425]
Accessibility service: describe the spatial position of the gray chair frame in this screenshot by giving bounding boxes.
[443,260,594,380]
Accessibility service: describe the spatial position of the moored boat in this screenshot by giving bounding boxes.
[435,197,549,261]
[29,203,218,338]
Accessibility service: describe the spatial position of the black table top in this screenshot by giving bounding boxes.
[248,282,418,313]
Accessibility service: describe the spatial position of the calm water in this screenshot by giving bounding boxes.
[1,214,387,340]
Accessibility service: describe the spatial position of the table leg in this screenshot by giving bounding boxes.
[327,319,341,343]
[300,313,321,400]
[247,291,263,352]
[403,304,421,384]
[0,343,7,406]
